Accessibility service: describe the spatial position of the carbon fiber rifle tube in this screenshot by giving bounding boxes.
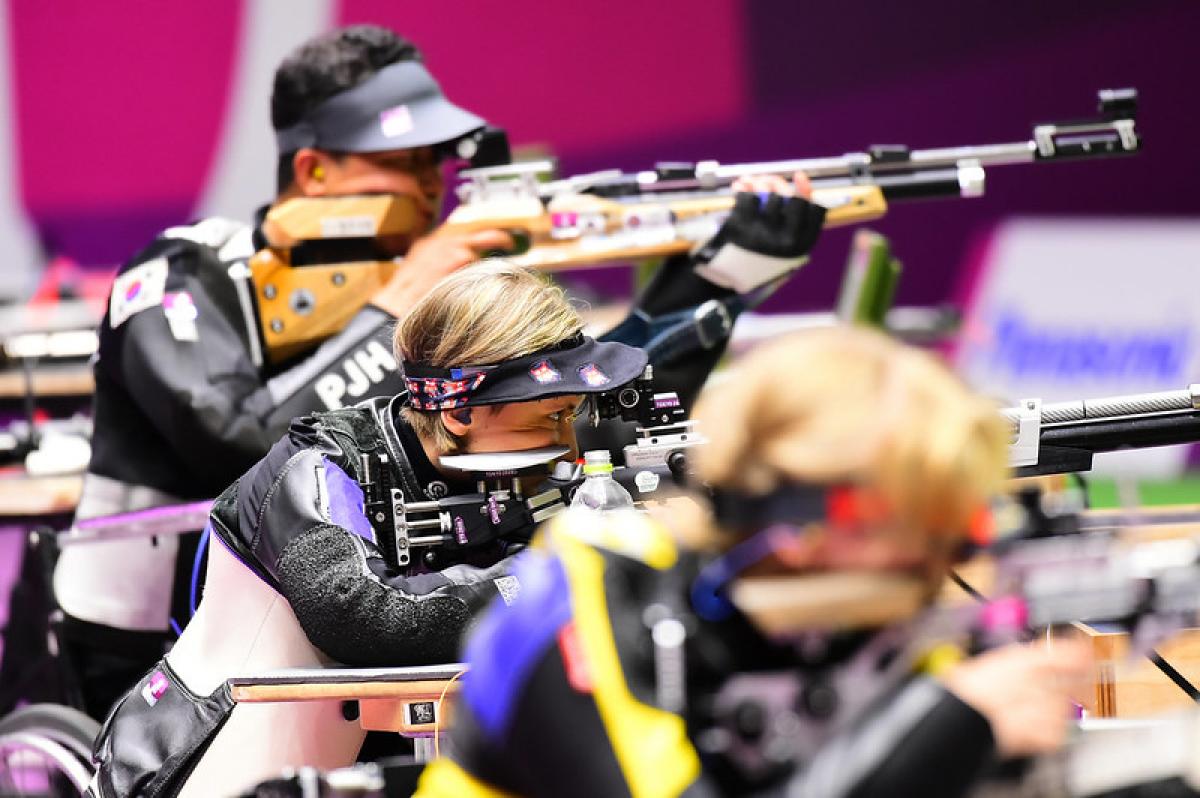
[1037,411,1200,453]
[1001,386,1200,427]
[1005,384,1200,476]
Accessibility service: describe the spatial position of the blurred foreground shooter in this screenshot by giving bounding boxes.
[416,327,1128,798]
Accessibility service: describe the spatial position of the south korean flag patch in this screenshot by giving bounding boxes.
[110,258,168,328]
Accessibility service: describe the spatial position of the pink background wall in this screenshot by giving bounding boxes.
[2,1,1198,310]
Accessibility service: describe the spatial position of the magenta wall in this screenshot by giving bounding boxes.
[339,0,749,161]
[9,0,243,262]
[5,1,1199,308]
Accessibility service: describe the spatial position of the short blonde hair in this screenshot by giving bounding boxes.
[395,259,582,451]
[693,327,1009,541]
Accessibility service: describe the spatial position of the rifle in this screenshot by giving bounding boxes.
[249,89,1140,362]
[444,88,1140,271]
[361,370,700,570]
[598,374,1200,488]
[1005,383,1200,477]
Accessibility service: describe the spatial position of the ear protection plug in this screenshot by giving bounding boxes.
[452,408,473,425]
[312,165,325,180]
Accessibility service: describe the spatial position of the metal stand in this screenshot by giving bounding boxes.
[412,737,437,763]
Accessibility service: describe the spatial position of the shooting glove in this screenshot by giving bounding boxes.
[693,191,826,293]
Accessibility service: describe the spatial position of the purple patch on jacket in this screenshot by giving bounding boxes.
[322,458,376,544]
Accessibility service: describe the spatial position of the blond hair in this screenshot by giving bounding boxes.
[693,326,1008,542]
[394,259,582,451]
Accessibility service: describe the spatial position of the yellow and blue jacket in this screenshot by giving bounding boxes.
[416,511,998,798]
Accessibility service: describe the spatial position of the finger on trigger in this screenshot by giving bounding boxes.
[792,170,813,200]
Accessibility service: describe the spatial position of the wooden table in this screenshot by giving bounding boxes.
[939,508,1200,720]
[0,472,81,519]
[1071,624,1200,718]
[0,364,93,398]
[229,664,466,760]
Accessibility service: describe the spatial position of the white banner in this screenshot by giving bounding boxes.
[955,217,1200,477]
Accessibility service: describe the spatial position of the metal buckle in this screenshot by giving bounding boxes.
[1009,398,1043,468]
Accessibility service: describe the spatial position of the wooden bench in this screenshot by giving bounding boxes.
[1072,624,1200,718]
[0,472,81,519]
[228,664,466,761]
[939,509,1200,719]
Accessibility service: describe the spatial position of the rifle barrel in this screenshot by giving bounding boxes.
[690,90,1137,188]
[698,141,1038,184]
[1006,384,1200,475]
[1040,411,1200,454]
[1002,385,1200,428]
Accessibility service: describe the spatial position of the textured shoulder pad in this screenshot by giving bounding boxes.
[162,217,247,251]
[291,404,383,453]
[543,508,677,570]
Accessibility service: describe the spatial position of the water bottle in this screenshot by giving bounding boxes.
[570,450,635,512]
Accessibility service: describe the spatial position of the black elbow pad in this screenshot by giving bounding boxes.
[277,526,473,666]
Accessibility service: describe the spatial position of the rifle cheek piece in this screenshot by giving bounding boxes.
[368,446,575,572]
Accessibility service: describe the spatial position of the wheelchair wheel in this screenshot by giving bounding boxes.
[0,704,100,796]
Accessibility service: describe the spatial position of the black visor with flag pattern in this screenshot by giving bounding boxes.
[402,334,648,411]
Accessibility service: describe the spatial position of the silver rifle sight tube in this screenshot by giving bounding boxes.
[1001,384,1200,427]
[695,140,1039,185]
[906,141,1036,168]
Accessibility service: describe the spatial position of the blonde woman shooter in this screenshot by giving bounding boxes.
[418,326,1096,798]
[87,261,648,798]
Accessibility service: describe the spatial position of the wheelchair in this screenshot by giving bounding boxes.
[0,502,210,796]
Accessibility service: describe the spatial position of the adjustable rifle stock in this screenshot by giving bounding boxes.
[442,178,887,270]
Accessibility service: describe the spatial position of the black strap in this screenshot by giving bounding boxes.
[367,394,423,501]
[1149,649,1200,703]
[359,396,424,569]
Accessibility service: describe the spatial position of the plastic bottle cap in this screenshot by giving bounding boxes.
[582,450,614,475]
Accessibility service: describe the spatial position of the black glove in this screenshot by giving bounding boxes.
[693,191,826,293]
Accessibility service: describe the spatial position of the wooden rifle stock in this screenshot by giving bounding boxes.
[251,195,408,363]
[438,184,887,271]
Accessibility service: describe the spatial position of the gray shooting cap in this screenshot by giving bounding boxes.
[275,60,486,155]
